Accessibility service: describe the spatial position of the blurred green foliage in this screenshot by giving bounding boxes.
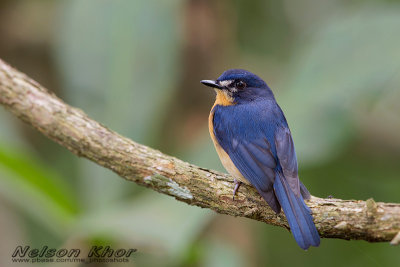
[0,0,400,266]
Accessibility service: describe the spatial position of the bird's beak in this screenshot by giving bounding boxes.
[200,80,223,89]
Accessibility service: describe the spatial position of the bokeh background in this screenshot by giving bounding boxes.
[1,0,400,266]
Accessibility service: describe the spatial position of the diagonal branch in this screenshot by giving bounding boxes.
[0,58,399,244]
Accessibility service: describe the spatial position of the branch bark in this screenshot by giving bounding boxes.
[0,58,399,244]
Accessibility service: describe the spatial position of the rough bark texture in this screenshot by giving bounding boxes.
[0,58,399,244]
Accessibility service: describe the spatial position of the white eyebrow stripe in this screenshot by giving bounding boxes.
[219,80,234,87]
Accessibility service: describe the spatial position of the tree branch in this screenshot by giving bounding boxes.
[0,58,399,244]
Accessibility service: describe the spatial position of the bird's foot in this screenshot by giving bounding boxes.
[232,179,242,200]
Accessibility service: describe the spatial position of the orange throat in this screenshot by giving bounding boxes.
[208,89,235,139]
[213,90,235,106]
[208,89,235,138]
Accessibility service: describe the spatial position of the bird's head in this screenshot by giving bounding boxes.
[201,69,273,105]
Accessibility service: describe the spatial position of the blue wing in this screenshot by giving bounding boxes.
[212,101,283,212]
[274,126,311,199]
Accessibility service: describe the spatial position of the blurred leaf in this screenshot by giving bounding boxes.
[73,191,213,266]
[279,6,400,165]
[0,144,78,235]
[54,0,181,144]
[201,239,246,267]
[258,222,400,267]
[53,0,182,207]
[0,111,27,149]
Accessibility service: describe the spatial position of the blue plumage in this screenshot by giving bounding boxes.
[274,173,320,249]
[202,69,320,250]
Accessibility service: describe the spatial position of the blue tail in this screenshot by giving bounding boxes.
[273,173,320,250]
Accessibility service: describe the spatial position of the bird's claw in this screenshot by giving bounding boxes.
[232,179,242,200]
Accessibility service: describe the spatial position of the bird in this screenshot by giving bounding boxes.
[201,69,320,250]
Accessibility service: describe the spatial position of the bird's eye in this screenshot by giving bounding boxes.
[235,81,246,90]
